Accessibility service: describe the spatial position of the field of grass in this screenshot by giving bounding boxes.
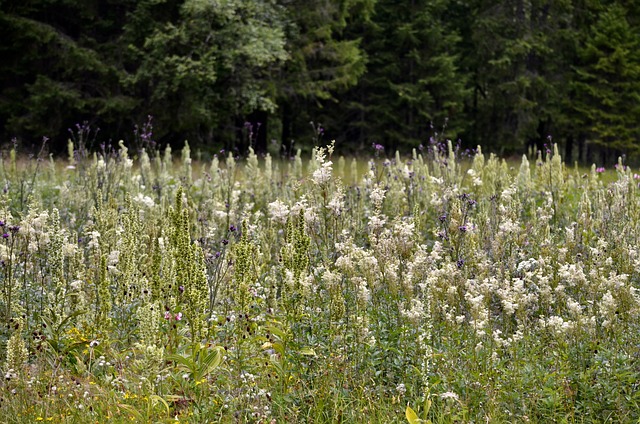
[0,140,639,423]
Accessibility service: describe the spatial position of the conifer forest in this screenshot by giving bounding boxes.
[1,1,640,423]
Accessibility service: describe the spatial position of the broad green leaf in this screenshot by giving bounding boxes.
[201,347,224,377]
[299,347,316,356]
[406,406,420,424]
[268,324,287,340]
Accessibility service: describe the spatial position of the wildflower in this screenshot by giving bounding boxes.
[133,193,155,208]
[596,167,605,173]
[440,391,459,401]
[175,312,183,321]
[268,200,290,224]
[1,233,8,239]
[312,161,333,184]
[327,191,344,216]
[87,231,101,249]
[370,186,386,209]
[164,312,171,320]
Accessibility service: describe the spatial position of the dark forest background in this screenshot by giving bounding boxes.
[1,0,640,162]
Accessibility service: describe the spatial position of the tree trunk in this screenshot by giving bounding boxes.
[565,135,573,164]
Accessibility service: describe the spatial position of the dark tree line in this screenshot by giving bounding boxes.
[1,0,639,161]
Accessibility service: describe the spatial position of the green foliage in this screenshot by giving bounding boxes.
[359,0,469,149]
[571,2,640,153]
[2,143,640,422]
[3,0,640,157]
[129,0,288,145]
[0,5,135,142]
[465,0,576,153]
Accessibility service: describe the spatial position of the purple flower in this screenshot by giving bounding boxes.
[0,221,4,227]
[596,167,605,173]
[459,225,468,233]
[229,225,237,232]
[2,233,8,239]
[178,285,184,294]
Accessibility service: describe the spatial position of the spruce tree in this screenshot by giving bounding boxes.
[571,2,640,156]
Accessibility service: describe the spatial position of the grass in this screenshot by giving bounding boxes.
[0,140,638,423]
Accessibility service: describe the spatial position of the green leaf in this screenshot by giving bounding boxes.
[55,309,87,335]
[405,406,420,424]
[118,403,143,421]
[267,323,287,340]
[149,395,170,416]
[272,340,285,356]
[200,346,224,378]
[424,398,432,416]
[166,353,196,375]
[299,347,316,356]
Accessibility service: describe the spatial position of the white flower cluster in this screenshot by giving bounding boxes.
[268,199,289,224]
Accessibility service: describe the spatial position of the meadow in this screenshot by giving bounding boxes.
[0,139,639,423]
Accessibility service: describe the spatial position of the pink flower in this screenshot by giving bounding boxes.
[175,312,183,321]
[596,167,605,173]
[164,311,171,320]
